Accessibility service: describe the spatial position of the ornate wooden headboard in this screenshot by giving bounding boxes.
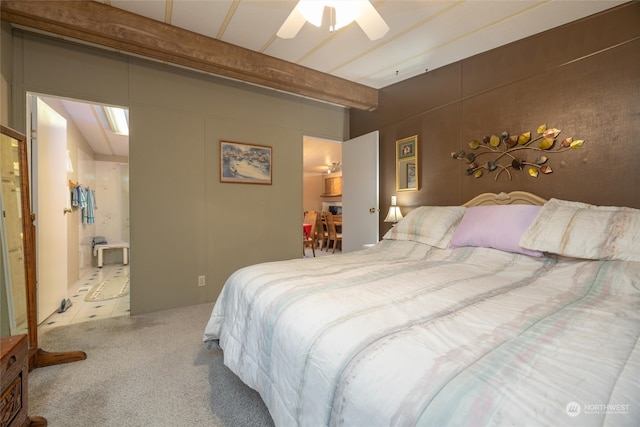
[463,191,547,207]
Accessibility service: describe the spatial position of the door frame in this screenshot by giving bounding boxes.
[28,94,69,322]
[26,92,131,323]
[302,131,379,254]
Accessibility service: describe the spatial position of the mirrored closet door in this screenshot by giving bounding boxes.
[1,125,86,369]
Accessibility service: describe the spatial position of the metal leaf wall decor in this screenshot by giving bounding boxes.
[451,124,584,180]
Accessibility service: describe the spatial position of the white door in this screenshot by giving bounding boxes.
[32,97,68,322]
[342,131,379,252]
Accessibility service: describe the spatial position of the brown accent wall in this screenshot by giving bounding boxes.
[350,3,640,236]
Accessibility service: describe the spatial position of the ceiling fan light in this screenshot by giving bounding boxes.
[297,0,325,27]
[327,161,342,173]
[329,0,361,31]
[277,0,388,41]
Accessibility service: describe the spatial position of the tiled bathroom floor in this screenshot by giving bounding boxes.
[38,264,130,332]
[38,245,332,333]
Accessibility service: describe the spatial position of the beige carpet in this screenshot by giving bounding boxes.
[304,245,340,258]
[29,303,274,426]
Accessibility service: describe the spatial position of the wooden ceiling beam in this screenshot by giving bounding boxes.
[1,0,378,111]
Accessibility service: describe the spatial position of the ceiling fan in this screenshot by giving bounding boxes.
[277,0,390,41]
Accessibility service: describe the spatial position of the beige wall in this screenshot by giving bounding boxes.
[303,173,325,213]
[1,22,12,126]
[5,30,348,314]
[303,173,342,213]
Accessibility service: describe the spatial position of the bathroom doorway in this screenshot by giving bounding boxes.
[27,93,130,329]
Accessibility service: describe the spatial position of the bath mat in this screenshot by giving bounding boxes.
[85,275,129,302]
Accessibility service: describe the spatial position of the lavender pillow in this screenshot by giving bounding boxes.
[449,205,543,257]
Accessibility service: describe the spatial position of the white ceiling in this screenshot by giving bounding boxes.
[101,0,624,89]
[57,98,130,159]
[303,136,343,175]
[53,0,625,171]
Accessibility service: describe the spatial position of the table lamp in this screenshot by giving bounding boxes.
[384,196,403,225]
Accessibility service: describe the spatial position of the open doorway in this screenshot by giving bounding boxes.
[27,93,130,331]
[303,132,381,255]
[303,136,342,256]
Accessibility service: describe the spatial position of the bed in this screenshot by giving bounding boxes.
[203,191,639,427]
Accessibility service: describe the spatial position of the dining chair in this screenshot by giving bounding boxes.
[303,210,314,225]
[303,211,318,257]
[325,212,342,253]
[317,212,330,250]
[332,214,342,234]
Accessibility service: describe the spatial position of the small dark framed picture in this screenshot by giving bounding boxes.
[398,137,416,159]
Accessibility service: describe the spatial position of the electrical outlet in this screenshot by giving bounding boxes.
[198,275,206,287]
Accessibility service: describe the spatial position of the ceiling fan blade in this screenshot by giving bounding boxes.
[277,5,307,39]
[355,1,389,41]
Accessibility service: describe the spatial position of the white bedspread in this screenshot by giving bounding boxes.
[204,240,640,426]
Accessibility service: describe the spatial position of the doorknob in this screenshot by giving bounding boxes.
[369,207,378,213]
[64,208,72,214]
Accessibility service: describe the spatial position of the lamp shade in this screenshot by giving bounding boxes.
[384,206,403,223]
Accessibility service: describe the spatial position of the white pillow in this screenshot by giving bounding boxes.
[383,206,465,249]
[519,198,640,261]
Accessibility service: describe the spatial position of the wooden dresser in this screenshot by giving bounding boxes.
[0,335,46,427]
